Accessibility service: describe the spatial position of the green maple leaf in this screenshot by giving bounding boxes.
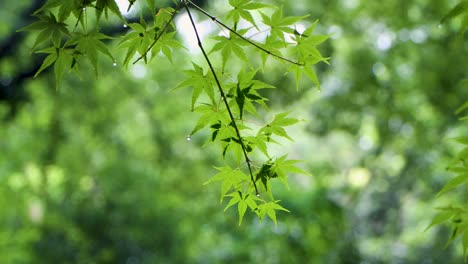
[150,31,186,63]
[286,21,330,90]
[120,21,158,66]
[210,30,251,70]
[18,13,69,49]
[189,104,229,136]
[258,112,299,141]
[288,64,322,90]
[244,134,270,158]
[176,63,216,109]
[257,200,289,225]
[255,161,275,190]
[33,0,91,20]
[154,7,177,28]
[272,155,309,188]
[426,211,453,231]
[204,166,249,202]
[437,173,468,197]
[217,123,245,161]
[34,46,74,89]
[70,32,115,76]
[260,8,309,41]
[224,191,260,225]
[226,0,270,29]
[225,70,272,118]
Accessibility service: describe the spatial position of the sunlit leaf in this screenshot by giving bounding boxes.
[176,63,216,109]
[426,211,453,231]
[437,174,468,197]
[204,166,249,202]
[257,200,289,225]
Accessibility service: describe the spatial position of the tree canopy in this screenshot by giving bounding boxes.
[0,0,467,263]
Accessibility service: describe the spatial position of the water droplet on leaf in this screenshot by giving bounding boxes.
[186,135,192,141]
[256,193,260,197]
[123,24,128,28]
[437,24,442,28]
[82,7,86,11]
[112,61,117,67]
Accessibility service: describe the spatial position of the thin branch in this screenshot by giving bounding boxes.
[183,1,259,195]
[132,5,180,64]
[127,0,135,12]
[186,0,304,66]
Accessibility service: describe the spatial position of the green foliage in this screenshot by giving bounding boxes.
[70,32,115,75]
[5,0,468,262]
[226,0,269,28]
[17,12,69,49]
[427,2,468,257]
[176,62,216,109]
[19,0,328,224]
[429,104,468,258]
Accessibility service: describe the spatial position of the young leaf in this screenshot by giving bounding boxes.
[258,112,299,141]
[223,191,260,225]
[226,0,270,29]
[260,8,309,41]
[176,63,216,109]
[150,31,186,63]
[34,47,59,77]
[244,135,270,158]
[271,155,309,187]
[53,47,74,88]
[70,32,115,76]
[189,104,229,136]
[18,13,69,49]
[210,32,250,70]
[34,46,74,88]
[224,191,242,212]
[204,166,249,202]
[270,111,299,127]
[425,211,454,231]
[255,161,275,190]
[437,173,468,197]
[257,200,289,225]
[303,65,321,90]
[120,22,158,66]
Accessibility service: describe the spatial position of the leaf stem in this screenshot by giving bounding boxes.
[183,1,259,195]
[186,0,304,66]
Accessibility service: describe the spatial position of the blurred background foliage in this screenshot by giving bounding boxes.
[1,0,467,263]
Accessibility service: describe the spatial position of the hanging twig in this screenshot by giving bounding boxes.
[183,0,259,195]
